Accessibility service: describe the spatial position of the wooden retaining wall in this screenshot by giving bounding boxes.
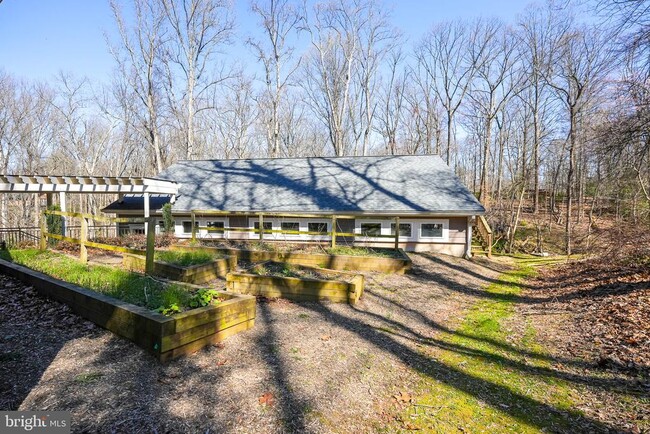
[122,253,236,284]
[226,264,364,304]
[0,259,255,361]
[171,244,411,274]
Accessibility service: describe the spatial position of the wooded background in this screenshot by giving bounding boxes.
[0,0,648,254]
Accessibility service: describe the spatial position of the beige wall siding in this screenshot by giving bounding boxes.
[138,213,471,257]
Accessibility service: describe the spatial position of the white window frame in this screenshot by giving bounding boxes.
[306,219,330,241]
[249,218,275,240]
[181,220,196,236]
[390,221,415,239]
[202,218,228,239]
[354,219,390,242]
[278,220,301,240]
[418,219,449,241]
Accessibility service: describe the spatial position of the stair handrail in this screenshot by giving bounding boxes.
[476,215,493,258]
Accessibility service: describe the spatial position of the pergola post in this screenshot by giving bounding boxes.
[80,217,88,264]
[331,215,337,248]
[145,218,155,274]
[394,216,400,251]
[39,212,47,251]
[143,192,150,235]
[258,213,264,241]
[59,192,66,236]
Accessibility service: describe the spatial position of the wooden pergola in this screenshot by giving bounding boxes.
[0,174,178,234]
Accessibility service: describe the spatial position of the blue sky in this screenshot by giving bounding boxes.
[0,0,548,83]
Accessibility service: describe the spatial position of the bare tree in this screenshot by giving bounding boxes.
[162,0,234,160]
[416,20,477,164]
[518,2,568,213]
[109,0,168,173]
[248,0,302,158]
[376,48,408,154]
[546,26,612,255]
[301,0,366,156]
[468,21,523,206]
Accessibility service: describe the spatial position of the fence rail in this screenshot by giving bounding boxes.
[0,226,40,247]
[0,225,120,247]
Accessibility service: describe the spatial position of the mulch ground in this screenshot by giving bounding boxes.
[0,253,499,433]
[1,250,647,433]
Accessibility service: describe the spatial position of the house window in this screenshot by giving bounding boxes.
[390,223,412,237]
[281,222,299,233]
[158,220,165,229]
[360,223,382,237]
[206,221,225,233]
[253,221,273,234]
[421,223,443,238]
[182,221,198,234]
[308,222,328,234]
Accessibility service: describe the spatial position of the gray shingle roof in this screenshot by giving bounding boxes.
[155,155,484,215]
[102,194,171,212]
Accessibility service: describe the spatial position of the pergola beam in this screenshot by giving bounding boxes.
[0,174,178,195]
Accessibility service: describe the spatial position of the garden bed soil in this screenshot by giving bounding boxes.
[122,252,237,284]
[171,243,412,274]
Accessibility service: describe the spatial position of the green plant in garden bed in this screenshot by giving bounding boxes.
[155,250,221,267]
[0,249,210,315]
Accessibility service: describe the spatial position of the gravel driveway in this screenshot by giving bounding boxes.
[0,253,502,433]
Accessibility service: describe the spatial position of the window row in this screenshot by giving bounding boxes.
[356,220,448,241]
[150,217,449,242]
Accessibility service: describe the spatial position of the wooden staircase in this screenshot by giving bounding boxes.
[472,215,493,258]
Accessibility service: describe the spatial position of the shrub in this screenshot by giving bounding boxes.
[162,203,174,233]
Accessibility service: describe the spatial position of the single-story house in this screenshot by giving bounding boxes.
[103,155,485,257]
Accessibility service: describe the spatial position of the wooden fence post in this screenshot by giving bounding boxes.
[191,211,196,241]
[331,215,337,249]
[145,218,155,275]
[80,217,88,264]
[258,213,265,240]
[39,212,47,251]
[394,216,400,251]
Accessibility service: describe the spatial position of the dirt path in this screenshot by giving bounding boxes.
[0,253,507,433]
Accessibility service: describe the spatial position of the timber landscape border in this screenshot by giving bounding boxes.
[170,244,412,274]
[0,258,256,362]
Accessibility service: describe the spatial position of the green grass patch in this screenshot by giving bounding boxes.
[0,249,217,314]
[155,249,221,267]
[395,261,582,433]
[74,372,104,384]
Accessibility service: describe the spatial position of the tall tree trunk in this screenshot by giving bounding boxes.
[565,106,576,256]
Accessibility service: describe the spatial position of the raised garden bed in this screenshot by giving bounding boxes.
[0,251,255,361]
[122,251,236,284]
[226,261,364,304]
[171,243,411,274]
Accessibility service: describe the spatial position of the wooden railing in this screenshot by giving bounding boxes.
[0,226,40,247]
[190,210,403,250]
[42,210,156,274]
[475,215,493,258]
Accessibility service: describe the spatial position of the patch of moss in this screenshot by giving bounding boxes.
[393,262,581,433]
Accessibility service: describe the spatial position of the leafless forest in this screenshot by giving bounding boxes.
[0,0,649,253]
